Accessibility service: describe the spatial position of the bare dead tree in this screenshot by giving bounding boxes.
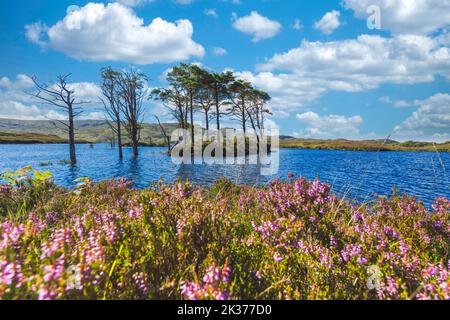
[31,74,86,164]
[100,67,123,159]
[116,68,148,157]
[154,115,171,152]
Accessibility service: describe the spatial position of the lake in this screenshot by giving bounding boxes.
[0,143,449,207]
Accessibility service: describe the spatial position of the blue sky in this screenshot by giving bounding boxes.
[0,0,449,141]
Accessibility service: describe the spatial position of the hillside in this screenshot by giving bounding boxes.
[0,132,68,144]
[0,118,449,152]
[0,118,178,145]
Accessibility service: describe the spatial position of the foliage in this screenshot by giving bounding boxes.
[0,172,448,300]
[0,167,55,220]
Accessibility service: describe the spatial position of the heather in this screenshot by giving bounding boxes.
[0,168,448,300]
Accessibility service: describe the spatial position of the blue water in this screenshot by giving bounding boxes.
[0,144,449,207]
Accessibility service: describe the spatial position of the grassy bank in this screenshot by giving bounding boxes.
[0,168,448,300]
[280,138,450,152]
[0,132,67,144]
[0,132,93,144]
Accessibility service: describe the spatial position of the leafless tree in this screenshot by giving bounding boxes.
[100,67,123,159]
[116,68,148,157]
[31,74,87,164]
[154,115,171,152]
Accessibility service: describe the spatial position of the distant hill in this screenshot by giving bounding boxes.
[0,118,449,152]
[0,118,179,145]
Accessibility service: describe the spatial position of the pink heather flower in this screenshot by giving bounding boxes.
[132,272,149,296]
[180,263,231,300]
[274,253,283,263]
[129,206,144,220]
[0,184,11,193]
[357,257,368,265]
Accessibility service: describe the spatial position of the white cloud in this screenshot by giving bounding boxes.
[24,22,48,46]
[236,71,326,110]
[115,0,155,7]
[0,74,102,121]
[212,47,228,56]
[175,0,194,4]
[314,10,341,35]
[293,19,303,30]
[204,8,218,18]
[0,74,34,91]
[379,96,413,108]
[394,93,450,141]
[25,2,204,65]
[67,82,102,102]
[343,0,450,35]
[296,111,363,139]
[240,34,450,111]
[232,11,282,42]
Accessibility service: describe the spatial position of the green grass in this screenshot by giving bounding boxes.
[0,132,66,144]
[280,138,450,152]
[0,169,448,300]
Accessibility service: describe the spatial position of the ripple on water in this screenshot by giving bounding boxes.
[0,144,448,207]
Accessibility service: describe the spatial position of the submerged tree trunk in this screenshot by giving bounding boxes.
[117,119,123,159]
[190,92,194,150]
[68,100,77,164]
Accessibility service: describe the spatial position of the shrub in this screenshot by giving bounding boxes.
[0,171,448,300]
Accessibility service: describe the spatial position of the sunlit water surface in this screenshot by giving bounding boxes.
[0,144,448,207]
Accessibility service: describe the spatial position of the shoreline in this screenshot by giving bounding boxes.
[1,132,449,152]
[1,141,449,152]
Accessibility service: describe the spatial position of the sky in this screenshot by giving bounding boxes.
[0,0,449,142]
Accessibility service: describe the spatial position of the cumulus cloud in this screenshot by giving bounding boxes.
[0,74,34,91]
[238,34,450,111]
[379,96,413,108]
[115,0,154,7]
[394,93,450,141]
[212,47,228,56]
[204,8,218,18]
[295,112,363,139]
[314,10,341,35]
[343,0,450,35]
[25,2,205,65]
[0,74,102,121]
[232,11,282,42]
[292,19,303,30]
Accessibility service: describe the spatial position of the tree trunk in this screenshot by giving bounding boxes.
[190,92,194,149]
[205,110,209,132]
[132,127,139,157]
[117,119,123,159]
[215,91,220,131]
[185,101,189,130]
[241,109,246,135]
[68,103,77,164]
